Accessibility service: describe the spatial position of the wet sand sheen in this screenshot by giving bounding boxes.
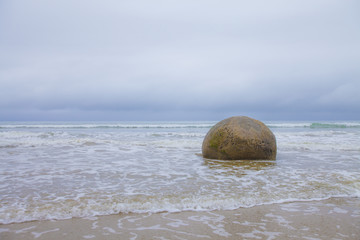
[1,197,359,240]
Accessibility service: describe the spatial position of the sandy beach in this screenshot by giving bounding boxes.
[1,197,359,240]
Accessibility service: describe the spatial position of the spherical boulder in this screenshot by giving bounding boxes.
[202,116,276,160]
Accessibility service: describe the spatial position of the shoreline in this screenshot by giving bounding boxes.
[1,197,359,240]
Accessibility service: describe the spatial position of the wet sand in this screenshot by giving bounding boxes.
[1,197,359,240]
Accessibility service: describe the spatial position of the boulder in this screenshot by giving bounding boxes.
[202,116,276,160]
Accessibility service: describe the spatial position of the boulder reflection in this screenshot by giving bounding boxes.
[203,158,276,176]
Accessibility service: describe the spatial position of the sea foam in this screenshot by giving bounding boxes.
[0,121,359,224]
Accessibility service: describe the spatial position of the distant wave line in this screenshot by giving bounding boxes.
[0,122,359,129]
[268,122,360,129]
[0,125,215,129]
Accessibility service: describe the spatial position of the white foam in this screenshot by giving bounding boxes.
[83,235,96,239]
[1,121,359,224]
[31,228,60,239]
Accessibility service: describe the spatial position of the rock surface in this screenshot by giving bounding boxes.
[202,116,276,160]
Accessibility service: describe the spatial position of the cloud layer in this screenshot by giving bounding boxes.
[1,0,359,120]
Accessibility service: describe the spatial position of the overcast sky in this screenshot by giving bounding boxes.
[1,0,359,121]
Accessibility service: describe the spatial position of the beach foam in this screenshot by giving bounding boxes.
[0,121,359,224]
[1,198,360,240]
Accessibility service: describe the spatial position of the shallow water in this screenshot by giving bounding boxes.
[0,121,359,224]
[1,198,360,240]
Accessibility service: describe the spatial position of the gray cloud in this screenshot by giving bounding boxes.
[1,0,359,120]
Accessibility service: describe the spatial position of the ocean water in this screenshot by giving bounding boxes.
[0,121,359,224]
